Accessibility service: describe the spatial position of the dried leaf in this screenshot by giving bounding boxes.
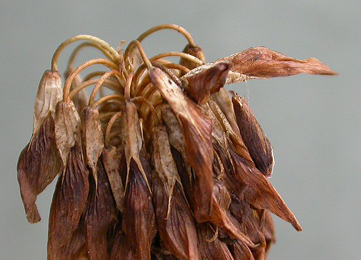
[85,160,117,260]
[103,147,125,212]
[232,93,274,177]
[17,113,62,223]
[183,62,229,105]
[33,70,62,136]
[197,223,235,260]
[218,46,338,81]
[122,157,157,260]
[150,67,214,222]
[83,107,104,181]
[230,149,302,231]
[48,143,89,259]
[54,101,82,167]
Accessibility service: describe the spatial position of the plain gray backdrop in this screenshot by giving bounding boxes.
[1,1,360,259]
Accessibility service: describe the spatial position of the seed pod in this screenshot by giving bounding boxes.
[83,107,104,182]
[232,93,274,177]
[48,143,89,259]
[33,70,62,136]
[85,159,117,260]
[180,43,205,71]
[17,113,62,223]
[54,100,82,167]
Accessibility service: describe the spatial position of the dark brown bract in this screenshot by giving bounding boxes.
[17,24,337,260]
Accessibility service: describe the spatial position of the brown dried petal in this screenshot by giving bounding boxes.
[111,232,136,260]
[33,70,62,136]
[229,240,255,260]
[230,149,302,231]
[180,43,205,71]
[17,113,62,223]
[197,223,235,260]
[60,218,88,260]
[153,176,198,260]
[54,101,82,167]
[122,158,157,260]
[183,62,229,105]
[218,46,338,79]
[150,67,214,222]
[103,147,125,212]
[232,94,274,177]
[85,160,117,260]
[83,107,104,181]
[48,143,89,259]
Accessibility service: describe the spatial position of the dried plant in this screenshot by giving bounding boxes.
[17,24,337,260]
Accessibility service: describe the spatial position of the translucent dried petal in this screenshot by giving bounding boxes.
[103,147,125,212]
[85,160,117,260]
[83,107,104,181]
[48,143,89,259]
[122,157,157,260]
[54,101,82,167]
[183,62,229,105]
[232,94,274,177]
[218,46,338,80]
[17,113,62,223]
[33,70,62,136]
[230,149,302,231]
[150,67,214,222]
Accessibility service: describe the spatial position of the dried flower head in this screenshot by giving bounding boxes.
[17,24,337,259]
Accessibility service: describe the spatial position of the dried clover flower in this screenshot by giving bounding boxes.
[17,24,337,260]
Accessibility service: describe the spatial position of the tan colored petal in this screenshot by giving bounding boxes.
[103,147,125,212]
[54,101,82,167]
[150,67,214,222]
[230,149,302,231]
[33,70,62,136]
[85,160,117,260]
[218,46,338,80]
[48,143,89,259]
[17,113,62,223]
[83,107,104,181]
[232,93,274,177]
[183,62,229,105]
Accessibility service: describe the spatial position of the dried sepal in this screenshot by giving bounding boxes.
[197,223,235,260]
[232,93,274,177]
[218,46,338,81]
[54,100,82,167]
[230,149,302,231]
[83,107,104,181]
[120,102,151,191]
[33,70,62,136]
[183,62,229,105]
[85,159,117,260]
[180,43,205,71]
[122,156,157,260]
[103,147,125,212]
[48,143,89,259]
[17,113,62,223]
[150,67,214,222]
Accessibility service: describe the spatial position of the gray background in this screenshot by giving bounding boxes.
[1,1,360,259]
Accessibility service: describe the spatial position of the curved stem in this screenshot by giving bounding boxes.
[63,59,118,102]
[88,70,124,105]
[150,52,203,66]
[51,35,119,71]
[105,112,122,147]
[125,40,152,69]
[83,71,107,81]
[91,94,124,109]
[124,72,134,101]
[67,42,115,70]
[136,24,195,46]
